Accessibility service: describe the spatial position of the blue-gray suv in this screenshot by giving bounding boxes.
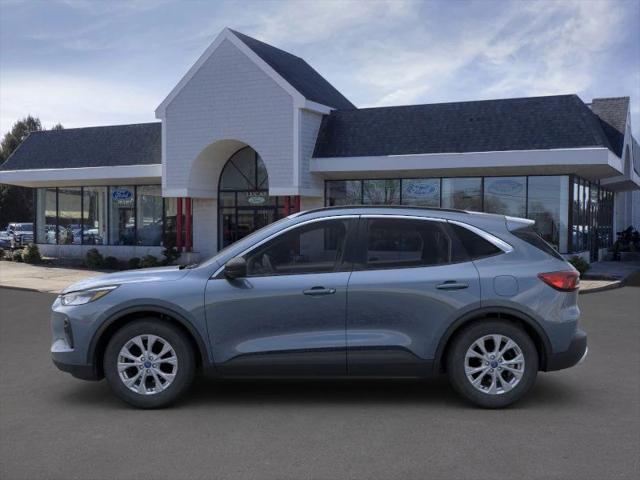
[51,207,587,408]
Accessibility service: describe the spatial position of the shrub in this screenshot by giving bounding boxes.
[569,256,590,276]
[102,256,119,270]
[127,257,141,269]
[11,250,24,262]
[161,246,181,266]
[140,255,159,269]
[85,248,104,269]
[0,249,5,260]
[21,244,42,264]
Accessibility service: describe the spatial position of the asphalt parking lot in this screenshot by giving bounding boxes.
[0,286,638,480]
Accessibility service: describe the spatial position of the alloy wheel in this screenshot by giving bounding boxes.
[464,334,525,395]
[117,334,178,395]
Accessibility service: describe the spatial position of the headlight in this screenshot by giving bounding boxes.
[60,286,118,306]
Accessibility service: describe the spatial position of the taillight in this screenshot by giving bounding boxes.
[538,271,580,291]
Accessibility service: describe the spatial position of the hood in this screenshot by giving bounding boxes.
[61,266,189,294]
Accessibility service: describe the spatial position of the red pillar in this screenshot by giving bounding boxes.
[185,197,192,252]
[294,195,301,213]
[176,197,183,252]
[283,196,291,216]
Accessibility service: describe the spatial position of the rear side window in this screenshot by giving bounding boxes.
[449,224,502,260]
[512,227,564,260]
[363,218,456,269]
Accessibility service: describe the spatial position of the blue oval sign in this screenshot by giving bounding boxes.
[112,189,133,200]
[405,182,438,196]
[488,180,523,195]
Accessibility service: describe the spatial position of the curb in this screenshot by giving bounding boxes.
[579,280,623,295]
[0,285,60,294]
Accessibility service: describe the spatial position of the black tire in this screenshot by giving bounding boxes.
[446,320,538,408]
[104,319,195,409]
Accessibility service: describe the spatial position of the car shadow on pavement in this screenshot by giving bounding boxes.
[56,373,580,410]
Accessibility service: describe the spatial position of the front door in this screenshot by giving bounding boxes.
[346,216,481,376]
[205,217,357,376]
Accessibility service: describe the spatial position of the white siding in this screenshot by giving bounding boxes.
[163,39,294,195]
[298,109,324,194]
[192,198,217,257]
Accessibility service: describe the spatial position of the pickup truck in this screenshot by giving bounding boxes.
[2,223,34,249]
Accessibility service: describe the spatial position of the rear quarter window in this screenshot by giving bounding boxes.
[449,224,503,260]
[511,227,564,260]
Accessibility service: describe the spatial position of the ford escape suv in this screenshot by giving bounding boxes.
[51,207,587,408]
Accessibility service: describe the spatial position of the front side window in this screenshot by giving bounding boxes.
[364,218,455,270]
[246,219,349,276]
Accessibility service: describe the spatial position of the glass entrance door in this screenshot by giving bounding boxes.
[218,146,281,249]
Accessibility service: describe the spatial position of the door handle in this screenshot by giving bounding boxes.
[436,281,469,290]
[303,286,336,296]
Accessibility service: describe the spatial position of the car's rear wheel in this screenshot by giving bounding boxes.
[446,320,538,408]
[104,319,195,408]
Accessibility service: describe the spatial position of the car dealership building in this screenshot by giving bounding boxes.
[1,28,638,262]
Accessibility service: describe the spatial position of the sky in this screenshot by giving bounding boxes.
[1,0,639,138]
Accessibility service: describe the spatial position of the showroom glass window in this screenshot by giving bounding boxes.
[245,219,349,276]
[57,188,82,245]
[441,178,482,210]
[401,179,440,207]
[136,186,163,246]
[483,177,526,217]
[82,187,107,245]
[36,188,57,244]
[527,176,569,253]
[362,179,401,205]
[109,186,136,245]
[326,180,362,206]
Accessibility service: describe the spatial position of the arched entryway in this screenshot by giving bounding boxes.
[218,146,283,248]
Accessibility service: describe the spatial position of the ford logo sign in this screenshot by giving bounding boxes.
[112,189,133,200]
[488,180,523,195]
[405,182,438,196]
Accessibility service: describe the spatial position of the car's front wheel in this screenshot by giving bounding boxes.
[104,319,195,408]
[446,320,538,408]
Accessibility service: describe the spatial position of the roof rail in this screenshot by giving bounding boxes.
[298,205,470,216]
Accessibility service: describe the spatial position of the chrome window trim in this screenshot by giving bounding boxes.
[447,219,514,253]
[212,214,360,278]
[360,214,447,222]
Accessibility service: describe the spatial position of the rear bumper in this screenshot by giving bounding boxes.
[545,328,588,371]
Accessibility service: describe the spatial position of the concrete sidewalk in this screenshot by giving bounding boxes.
[2,260,638,295]
[0,262,103,293]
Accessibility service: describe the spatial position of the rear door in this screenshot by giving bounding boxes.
[346,216,481,376]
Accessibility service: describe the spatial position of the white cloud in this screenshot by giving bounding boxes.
[0,72,158,132]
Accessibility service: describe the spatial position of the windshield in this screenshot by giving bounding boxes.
[13,224,33,231]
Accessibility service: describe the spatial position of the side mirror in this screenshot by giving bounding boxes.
[224,256,247,279]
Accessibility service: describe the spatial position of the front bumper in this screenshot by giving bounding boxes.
[545,328,588,371]
[52,359,100,380]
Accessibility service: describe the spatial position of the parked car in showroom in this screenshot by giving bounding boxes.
[4,222,34,249]
[51,206,586,409]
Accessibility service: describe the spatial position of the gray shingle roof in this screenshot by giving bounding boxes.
[313,94,616,158]
[230,29,355,110]
[590,97,629,157]
[0,122,161,171]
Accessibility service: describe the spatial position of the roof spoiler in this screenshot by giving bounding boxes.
[505,215,535,231]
